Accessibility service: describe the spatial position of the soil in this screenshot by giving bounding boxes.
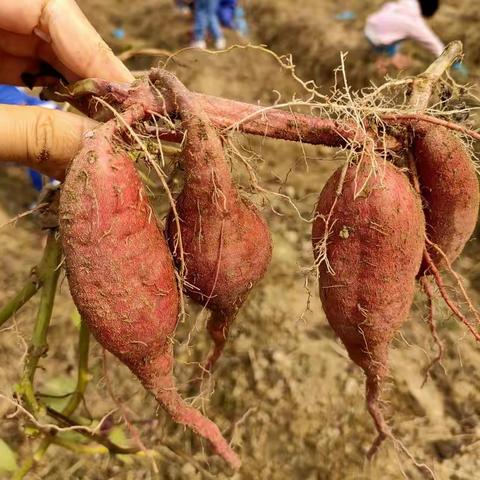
[1,1,480,479]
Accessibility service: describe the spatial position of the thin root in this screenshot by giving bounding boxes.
[203,311,234,374]
[423,249,480,341]
[419,276,446,386]
[425,238,480,326]
[366,373,436,479]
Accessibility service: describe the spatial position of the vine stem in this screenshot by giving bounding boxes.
[13,319,90,480]
[382,114,480,142]
[0,282,40,329]
[0,233,60,328]
[16,231,62,415]
[41,76,385,148]
[44,406,216,479]
[44,407,143,455]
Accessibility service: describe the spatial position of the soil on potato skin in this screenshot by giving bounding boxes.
[1,1,480,479]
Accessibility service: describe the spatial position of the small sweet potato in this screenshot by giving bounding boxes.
[413,124,479,272]
[60,117,240,469]
[312,160,425,454]
[153,71,272,372]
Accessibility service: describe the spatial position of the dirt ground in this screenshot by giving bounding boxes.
[1,1,480,479]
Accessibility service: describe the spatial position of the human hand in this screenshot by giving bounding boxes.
[0,0,133,86]
[0,104,97,179]
[0,0,133,176]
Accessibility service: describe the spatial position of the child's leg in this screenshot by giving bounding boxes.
[206,0,224,41]
[193,0,208,42]
[375,56,389,75]
[370,41,411,74]
[391,53,411,70]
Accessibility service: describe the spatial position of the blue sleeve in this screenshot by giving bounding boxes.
[0,85,59,108]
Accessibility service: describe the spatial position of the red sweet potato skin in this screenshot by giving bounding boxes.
[60,123,179,377]
[170,184,272,318]
[312,162,425,376]
[158,71,272,321]
[60,120,241,469]
[413,125,479,270]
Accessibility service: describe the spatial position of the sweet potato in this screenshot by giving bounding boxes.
[60,116,240,469]
[312,160,425,455]
[153,71,272,372]
[413,124,479,272]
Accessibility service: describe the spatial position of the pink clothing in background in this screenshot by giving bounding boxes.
[365,0,444,57]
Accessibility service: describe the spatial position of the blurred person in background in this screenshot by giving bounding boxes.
[175,0,194,15]
[231,2,249,38]
[191,0,226,50]
[217,0,249,38]
[364,0,466,75]
[217,0,236,30]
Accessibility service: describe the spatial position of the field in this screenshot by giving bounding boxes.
[1,1,480,479]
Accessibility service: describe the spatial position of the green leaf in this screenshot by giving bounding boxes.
[71,309,81,329]
[41,375,76,411]
[109,427,134,465]
[0,439,17,472]
[109,426,128,446]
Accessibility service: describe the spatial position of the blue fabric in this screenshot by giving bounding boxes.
[28,170,44,192]
[452,61,469,77]
[233,6,248,36]
[113,28,125,40]
[217,0,236,28]
[194,0,223,41]
[374,42,401,57]
[336,10,356,21]
[366,38,401,57]
[0,85,47,106]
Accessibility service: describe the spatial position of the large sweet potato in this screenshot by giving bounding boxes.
[60,116,240,469]
[312,160,425,454]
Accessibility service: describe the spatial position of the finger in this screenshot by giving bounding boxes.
[0,0,43,34]
[0,52,40,85]
[0,29,42,57]
[0,52,74,86]
[0,30,79,84]
[0,104,97,179]
[0,0,133,83]
[40,0,133,83]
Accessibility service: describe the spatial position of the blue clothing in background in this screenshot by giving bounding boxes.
[373,42,401,57]
[0,85,55,107]
[28,170,44,192]
[217,0,236,28]
[194,0,223,42]
[217,1,248,36]
[365,38,401,58]
[233,6,248,36]
[0,85,58,191]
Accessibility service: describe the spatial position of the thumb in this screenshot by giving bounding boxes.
[40,0,134,83]
[0,105,97,179]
